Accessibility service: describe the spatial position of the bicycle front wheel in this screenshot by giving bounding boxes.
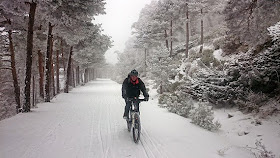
[127,119,131,132]
[132,115,141,143]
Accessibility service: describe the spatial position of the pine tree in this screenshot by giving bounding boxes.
[223,0,280,54]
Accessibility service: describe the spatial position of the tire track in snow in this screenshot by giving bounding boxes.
[22,102,73,158]
[103,96,112,158]
[105,95,116,158]
[115,92,156,158]
[98,100,106,158]
[141,126,169,158]
[139,137,156,158]
[88,105,95,158]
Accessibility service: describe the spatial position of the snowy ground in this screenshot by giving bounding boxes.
[0,79,279,158]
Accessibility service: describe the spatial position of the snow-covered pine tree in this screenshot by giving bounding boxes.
[74,29,112,84]
[0,0,29,112]
[223,0,280,54]
[190,101,221,131]
[0,0,110,116]
[149,46,178,94]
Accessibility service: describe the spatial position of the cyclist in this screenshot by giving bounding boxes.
[122,69,149,119]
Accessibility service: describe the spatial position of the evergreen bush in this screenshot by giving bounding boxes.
[190,102,221,131]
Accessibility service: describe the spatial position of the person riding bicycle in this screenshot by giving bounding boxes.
[122,69,149,119]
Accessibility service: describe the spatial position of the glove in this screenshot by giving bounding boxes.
[144,97,149,101]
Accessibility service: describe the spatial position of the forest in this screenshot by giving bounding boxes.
[0,0,112,120]
[113,0,280,130]
[0,1,280,157]
[1,0,280,127]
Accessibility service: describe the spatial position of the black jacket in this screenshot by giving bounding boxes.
[122,77,149,99]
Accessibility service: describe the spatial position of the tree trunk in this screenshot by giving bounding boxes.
[72,67,75,87]
[160,81,163,94]
[60,38,65,77]
[76,66,80,85]
[185,2,189,58]
[64,46,73,93]
[45,22,54,102]
[89,69,92,81]
[81,69,84,84]
[199,8,204,54]
[56,50,60,93]
[85,68,88,83]
[38,50,44,98]
[164,30,169,50]
[84,69,87,83]
[89,69,91,81]
[32,75,35,107]
[24,2,36,112]
[144,48,147,76]
[8,30,21,110]
[170,20,173,57]
[92,69,95,80]
[51,49,55,96]
[93,69,95,80]
[50,37,55,96]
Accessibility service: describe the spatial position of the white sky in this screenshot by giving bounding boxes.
[94,0,153,65]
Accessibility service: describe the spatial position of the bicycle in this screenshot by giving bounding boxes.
[126,97,146,143]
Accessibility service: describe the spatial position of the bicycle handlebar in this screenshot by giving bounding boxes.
[127,98,147,102]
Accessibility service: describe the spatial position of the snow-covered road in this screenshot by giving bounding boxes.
[0,79,263,158]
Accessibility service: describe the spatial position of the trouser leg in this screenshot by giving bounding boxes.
[124,100,131,117]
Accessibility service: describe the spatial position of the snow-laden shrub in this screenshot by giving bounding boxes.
[188,47,201,62]
[238,92,268,113]
[167,81,182,93]
[222,35,245,55]
[190,102,221,131]
[166,91,194,117]
[156,79,182,94]
[158,93,170,104]
[156,79,171,94]
[187,47,220,68]
[167,100,180,114]
[187,60,200,77]
[159,90,194,117]
[268,21,280,45]
[200,48,221,67]
[165,94,178,113]
[213,36,226,50]
[246,139,275,158]
[176,91,194,117]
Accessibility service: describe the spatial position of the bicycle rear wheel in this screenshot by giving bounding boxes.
[132,115,141,143]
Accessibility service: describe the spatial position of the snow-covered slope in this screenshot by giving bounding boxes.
[0,79,279,158]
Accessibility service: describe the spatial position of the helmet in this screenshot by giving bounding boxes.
[130,69,138,76]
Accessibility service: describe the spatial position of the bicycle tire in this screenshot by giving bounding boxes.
[127,119,131,132]
[132,115,141,143]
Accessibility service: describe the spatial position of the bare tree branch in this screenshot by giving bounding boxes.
[0,67,12,70]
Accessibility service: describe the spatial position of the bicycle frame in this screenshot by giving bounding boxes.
[126,98,145,143]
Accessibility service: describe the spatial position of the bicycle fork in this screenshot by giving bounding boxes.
[131,112,139,128]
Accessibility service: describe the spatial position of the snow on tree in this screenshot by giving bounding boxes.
[189,101,221,131]
[268,21,280,45]
[0,0,29,113]
[74,28,112,82]
[34,0,108,97]
[223,0,280,54]
[148,46,178,93]
[0,0,110,117]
